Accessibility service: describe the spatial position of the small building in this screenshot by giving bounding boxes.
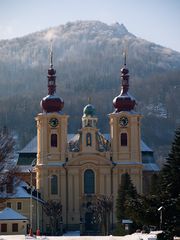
[0,207,28,235]
[0,179,44,234]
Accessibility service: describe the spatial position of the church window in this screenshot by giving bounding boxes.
[121,133,127,146]
[86,133,92,146]
[51,175,58,195]
[84,169,95,194]
[51,134,57,147]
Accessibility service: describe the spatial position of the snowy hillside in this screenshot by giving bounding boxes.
[0,20,179,161]
[0,20,180,72]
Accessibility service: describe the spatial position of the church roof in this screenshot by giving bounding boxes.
[140,140,153,152]
[19,135,153,154]
[0,208,28,220]
[143,163,160,171]
[17,135,158,172]
[19,137,37,153]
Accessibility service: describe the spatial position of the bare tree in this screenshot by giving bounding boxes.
[0,127,16,186]
[89,195,113,235]
[43,200,62,235]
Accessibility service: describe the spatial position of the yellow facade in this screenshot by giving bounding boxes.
[35,108,143,232]
[1,198,43,234]
[0,207,29,235]
[0,220,28,235]
[32,55,157,234]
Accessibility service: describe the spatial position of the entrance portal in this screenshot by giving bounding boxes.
[85,212,99,235]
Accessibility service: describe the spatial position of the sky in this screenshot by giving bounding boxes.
[0,0,180,52]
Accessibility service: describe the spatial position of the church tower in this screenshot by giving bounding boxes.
[81,101,98,152]
[109,55,143,193]
[35,49,68,201]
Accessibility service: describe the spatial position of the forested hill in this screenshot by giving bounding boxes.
[0,20,180,163]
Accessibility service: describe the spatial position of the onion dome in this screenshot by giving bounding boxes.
[113,53,136,112]
[83,104,96,117]
[40,48,64,113]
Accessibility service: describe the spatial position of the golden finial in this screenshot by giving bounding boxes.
[123,43,128,66]
[123,51,126,66]
[50,40,53,68]
[88,97,92,104]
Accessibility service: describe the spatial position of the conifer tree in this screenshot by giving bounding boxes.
[158,127,180,238]
[160,127,180,198]
[116,172,137,222]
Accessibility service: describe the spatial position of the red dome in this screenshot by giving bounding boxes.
[41,95,64,113]
[112,61,136,112]
[113,93,136,112]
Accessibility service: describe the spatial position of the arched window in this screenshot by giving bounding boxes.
[51,175,58,195]
[51,134,57,147]
[86,133,92,146]
[121,133,127,146]
[84,169,95,194]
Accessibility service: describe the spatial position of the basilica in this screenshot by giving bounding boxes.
[2,51,159,235]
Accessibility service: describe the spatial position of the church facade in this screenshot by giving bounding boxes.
[15,51,159,234]
[31,50,158,233]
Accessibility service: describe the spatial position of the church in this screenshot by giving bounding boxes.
[15,50,159,235]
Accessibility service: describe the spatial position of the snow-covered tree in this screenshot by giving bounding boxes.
[0,127,15,188]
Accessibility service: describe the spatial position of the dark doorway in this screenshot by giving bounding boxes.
[85,212,99,235]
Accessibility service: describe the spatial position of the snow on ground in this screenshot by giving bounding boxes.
[0,233,158,240]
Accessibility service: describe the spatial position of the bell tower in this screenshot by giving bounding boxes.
[109,53,142,193]
[35,47,68,200]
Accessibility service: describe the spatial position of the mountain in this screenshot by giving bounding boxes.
[0,20,180,162]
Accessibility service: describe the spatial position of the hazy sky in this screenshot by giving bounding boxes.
[0,0,180,52]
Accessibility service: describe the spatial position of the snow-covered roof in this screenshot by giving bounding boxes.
[19,135,153,153]
[19,137,37,153]
[20,134,75,153]
[0,208,28,220]
[18,165,34,173]
[141,140,153,152]
[0,180,44,202]
[114,162,142,166]
[143,163,160,171]
[0,180,30,199]
[47,162,65,166]
[68,133,80,143]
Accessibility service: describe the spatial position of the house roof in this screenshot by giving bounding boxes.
[0,180,44,203]
[0,208,27,220]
